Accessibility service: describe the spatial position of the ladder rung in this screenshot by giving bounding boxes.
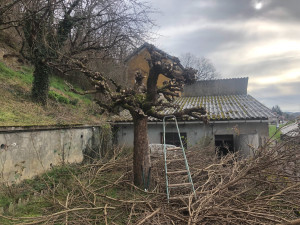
[168,182,192,188]
[169,195,193,200]
[166,158,184,162]
[167,170,188,174]
[167,147,182,151]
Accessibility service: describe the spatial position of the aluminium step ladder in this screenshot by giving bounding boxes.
[163,115,196,202]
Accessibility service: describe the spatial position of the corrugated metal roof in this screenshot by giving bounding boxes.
[113,94,275,122]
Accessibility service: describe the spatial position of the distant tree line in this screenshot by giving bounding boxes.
[271,105,300,121]
[180,53,220,80]
[272,105,283,116]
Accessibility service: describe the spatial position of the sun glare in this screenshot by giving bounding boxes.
[255,1,263,10]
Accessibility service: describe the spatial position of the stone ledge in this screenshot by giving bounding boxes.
[0,124,102,133]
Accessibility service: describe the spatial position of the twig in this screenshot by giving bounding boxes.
[136,207,161,225]
[104,204,108,225]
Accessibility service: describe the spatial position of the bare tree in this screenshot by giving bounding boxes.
[0,0,153,104]
[180,53,220,80]
[0,0,23,27]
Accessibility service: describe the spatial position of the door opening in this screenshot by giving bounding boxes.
[215,135,234,157]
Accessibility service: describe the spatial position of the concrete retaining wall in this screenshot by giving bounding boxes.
[0,125,107,184]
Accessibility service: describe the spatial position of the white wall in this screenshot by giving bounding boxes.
[115,120,269,154]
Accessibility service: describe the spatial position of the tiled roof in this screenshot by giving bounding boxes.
[113,94,275,122]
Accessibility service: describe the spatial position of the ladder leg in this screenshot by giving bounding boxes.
[163,116,170,202]
[163,115,196,202]
[173,116,196,197]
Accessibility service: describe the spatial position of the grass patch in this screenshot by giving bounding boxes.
[0,62,33,85]
[13,199,49,217]
[49,90,72,105]
[0,195,11,208]
[0,62,102,126]
[269,125,279,139]
[269,124,282,139]
[50,76,92,105]
[24,165,80,193]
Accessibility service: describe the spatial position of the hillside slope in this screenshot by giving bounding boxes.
[0,62,103,126]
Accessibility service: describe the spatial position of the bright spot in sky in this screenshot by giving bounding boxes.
[255,1,263,10]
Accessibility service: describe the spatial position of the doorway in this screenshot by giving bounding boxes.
[215,135,234,156]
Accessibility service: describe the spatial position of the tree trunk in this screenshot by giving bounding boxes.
[146,65,160,103]
[133,116,151,188]
[31,61,50,105]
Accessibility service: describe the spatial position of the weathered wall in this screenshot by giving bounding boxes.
[114,120,269,156]
[0,125,107,184]
[183,78,248,96]
[236,134,259,157]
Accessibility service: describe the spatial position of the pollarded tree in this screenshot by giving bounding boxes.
[65,44,207,187]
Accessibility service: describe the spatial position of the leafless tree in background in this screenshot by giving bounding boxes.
[180,52,220,80]
[0,0,154,104]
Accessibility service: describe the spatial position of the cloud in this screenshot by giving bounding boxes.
[148,0,300,112]
[249,83,300,112]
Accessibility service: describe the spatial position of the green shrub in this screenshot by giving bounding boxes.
[48,90,70,104]
[69,98,79,106]
[24,165,79,192]
[0,195,11,208]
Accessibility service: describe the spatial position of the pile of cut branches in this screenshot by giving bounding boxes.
[1,138,300,224]
[149,137,300,225]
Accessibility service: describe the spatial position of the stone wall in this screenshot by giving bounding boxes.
[0,125,109,184]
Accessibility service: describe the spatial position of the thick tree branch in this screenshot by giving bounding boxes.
[65,82,98,95]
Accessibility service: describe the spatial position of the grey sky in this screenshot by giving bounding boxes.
[148,0,300,112]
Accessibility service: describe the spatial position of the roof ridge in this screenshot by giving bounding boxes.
[195,77,248,82]
[180,94,249,97]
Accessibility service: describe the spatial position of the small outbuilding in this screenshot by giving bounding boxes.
[113,77,274,157]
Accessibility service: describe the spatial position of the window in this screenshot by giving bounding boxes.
[215,135,234,156]
[161,132,187,148]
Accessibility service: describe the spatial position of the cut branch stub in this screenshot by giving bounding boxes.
[134,71,146,93]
